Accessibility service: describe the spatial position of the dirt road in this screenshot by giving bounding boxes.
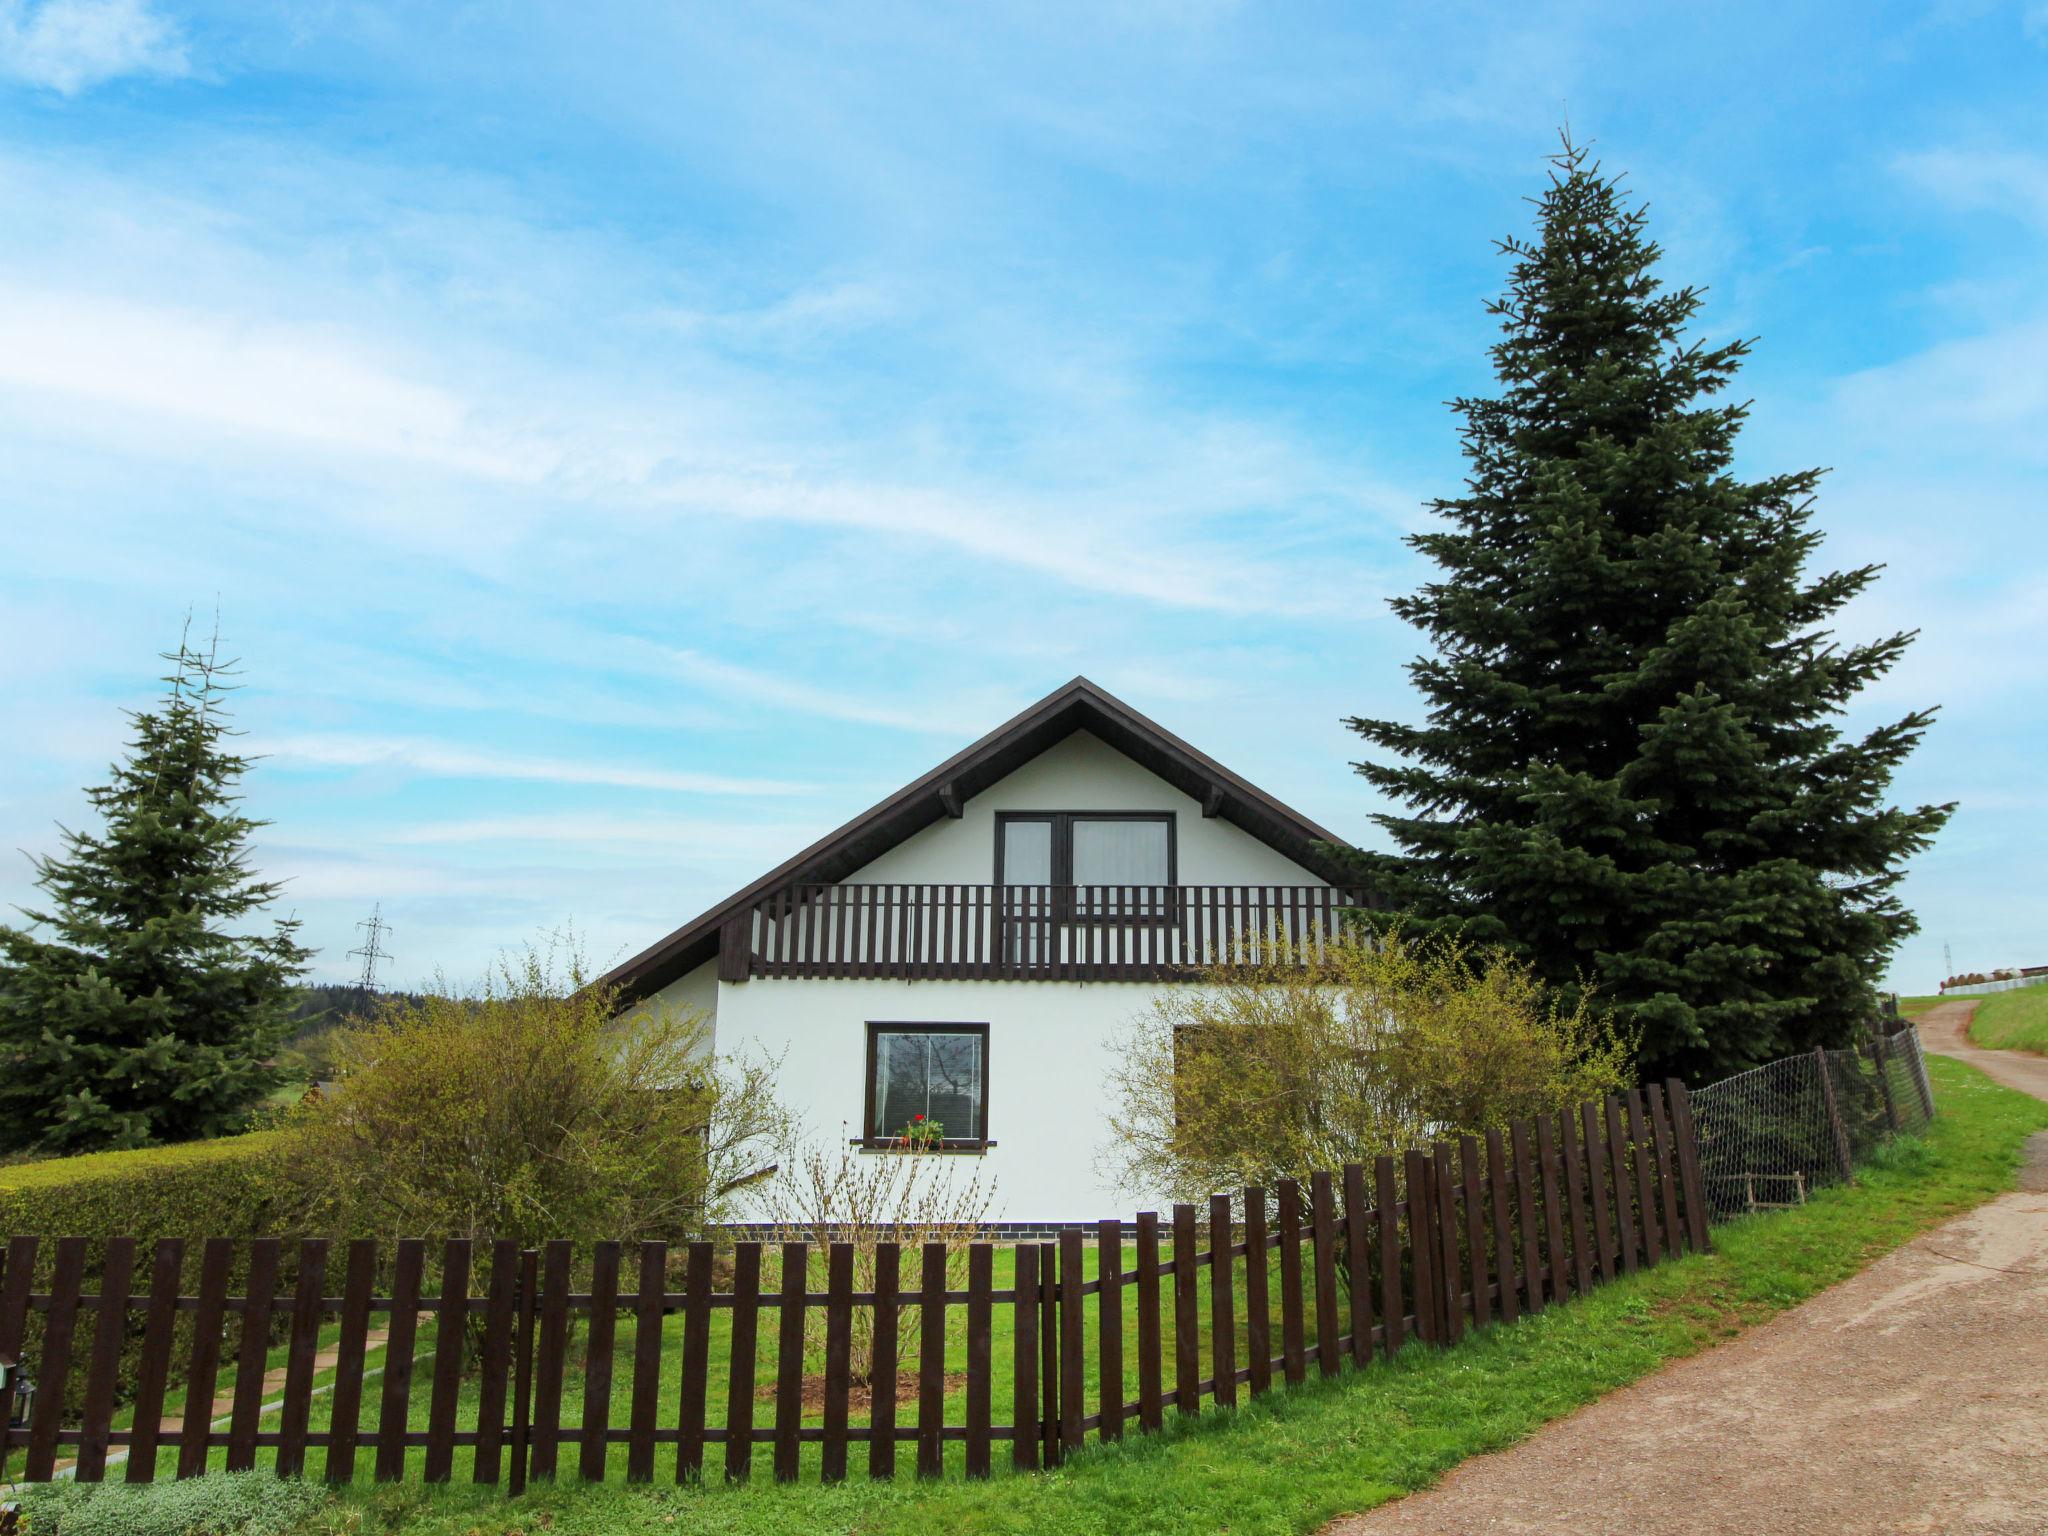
[1325,1000,2048,1536]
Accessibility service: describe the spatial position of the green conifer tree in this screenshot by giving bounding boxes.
[1349,137,1952,1080]
[0,625,310,1152]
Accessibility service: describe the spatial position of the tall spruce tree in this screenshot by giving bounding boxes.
[1349,137,1952,1081]
[0,626,310,1153]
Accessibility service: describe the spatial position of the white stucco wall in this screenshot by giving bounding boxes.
[849,729,1331,890]
[717,975,1159,1222]
[620,958,719,1049]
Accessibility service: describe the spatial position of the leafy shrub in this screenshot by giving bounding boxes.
[280,940,788,1262]
[1102,927,1636,1203]
[13,1471,329,1536]
[761,1139,996,1384]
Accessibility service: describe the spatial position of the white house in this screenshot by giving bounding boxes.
[599,678,1364,1227]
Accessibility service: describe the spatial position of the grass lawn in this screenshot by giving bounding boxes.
[1967,985,2048,1056]
[1894,995,1943,1019]
[24,1054,2046,1536]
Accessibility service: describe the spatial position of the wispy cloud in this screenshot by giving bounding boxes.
[0,0,186,94]
[259,734,816,798]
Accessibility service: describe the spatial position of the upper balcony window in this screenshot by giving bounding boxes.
[996,813,1175,913]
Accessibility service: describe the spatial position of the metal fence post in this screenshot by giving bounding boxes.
[1813,1048,1855,1184]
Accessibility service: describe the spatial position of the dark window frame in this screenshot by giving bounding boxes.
[860,1020,992,1152]
[993,811,1178,924]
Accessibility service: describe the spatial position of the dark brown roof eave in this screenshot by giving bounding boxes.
[595,676,1361,1006]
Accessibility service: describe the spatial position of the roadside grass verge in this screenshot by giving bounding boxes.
[1894,995,1943,1019]
[27,1055,2045,1536]
[1967,986,2048,1056]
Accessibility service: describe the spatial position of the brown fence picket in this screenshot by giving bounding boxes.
[1605,1097,1640,1274]
[1343,1163,1373,1365]
[1060,1230,1086,1447]
[1646,1084,1686,1255]
[1243,1188,1272,1392]
[0,1236,35,1480]
[1135,1210,1164,1429]
[25,1235,86,1482]
[676,1241,715,1483]
[275,1239,329,1481]
[1373,1158,1403,1353]
[1626,1091,1663,1264]
[474,1238,519,1485]
[1099,1218,1127,1433]
[917,1240,946,1479]
[1277,1179,1308,1382]
[1038,1240,1058,1466]
[1558,1112,1592,1297]
[1011,1242,1039,1473]
[509,1248,537,1497]
[224,1235,279,1473]
[1535,1117,1568,1311]
[1432,1145,1464,1343]
[868,1241,900,1480]
[963,1243,990,1478]
[723,1242,761,1484]
[1508,1122,1541,1314]
[627,1240,666,1483]
[426,1239,472,1483]
[775,1241,807,1483]
[1459,1137,1491,1327]
[1404,1152,1438,1344]
[178,1236,234,1479]
[531,1240,572,1482]
[1667,1080,1713,1252]
[1171,1206,1201,1410]
[75,1235,135,1481]
[1484,1131,1517,1326]
[581,1241,621,1482]
[1211,1194,1239,1403]
[839,1245,872,1482]
[1581,1103,1616,1283]
[377,1238,426,1482]
[125,1238,184,1484]
[325,1238,376,1485]
[1310,1173,1341,1375]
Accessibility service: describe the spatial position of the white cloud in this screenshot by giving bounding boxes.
[0,283,555,482]
[258,733,816,798]
[1893,147,2048,229]
[0,0,187,94]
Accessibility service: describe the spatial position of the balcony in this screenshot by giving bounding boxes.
[717,883,1368,983]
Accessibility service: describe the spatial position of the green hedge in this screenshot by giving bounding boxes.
[1,1132,339,1426]
[0,1131,318,1241]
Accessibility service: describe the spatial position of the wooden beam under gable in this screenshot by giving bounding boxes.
[937,781,965,819]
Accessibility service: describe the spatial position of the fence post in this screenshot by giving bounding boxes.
[1871,1032,1902,1132]
[1664,1081,1713,1253]
[508,1246,538,1498]
[1813,1047,1855,1184]
[1906,1031,1937,1121]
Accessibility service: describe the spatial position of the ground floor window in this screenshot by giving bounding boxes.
[864,1021,989,1149]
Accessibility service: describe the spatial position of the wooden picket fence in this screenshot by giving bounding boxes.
[0,1082,1709,1491]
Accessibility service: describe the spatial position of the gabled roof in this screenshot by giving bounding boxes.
[598,676,1359,1005]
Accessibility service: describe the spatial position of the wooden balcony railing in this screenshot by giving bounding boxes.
[719,884,1367,983]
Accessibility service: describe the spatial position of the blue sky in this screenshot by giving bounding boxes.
[1,1,2042,994]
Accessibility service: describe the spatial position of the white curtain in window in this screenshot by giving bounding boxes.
[872,1031,984,1140]
[1072,818,1169,887]
[1002,819,1054,885]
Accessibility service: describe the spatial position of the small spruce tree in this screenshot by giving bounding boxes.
[0,625,310,1153]
[1348,136,1953,1081]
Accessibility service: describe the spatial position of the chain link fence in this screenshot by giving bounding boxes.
[1688,1020,1935,1224]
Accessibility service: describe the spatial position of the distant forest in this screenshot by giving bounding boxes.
[279,982,431,1082]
